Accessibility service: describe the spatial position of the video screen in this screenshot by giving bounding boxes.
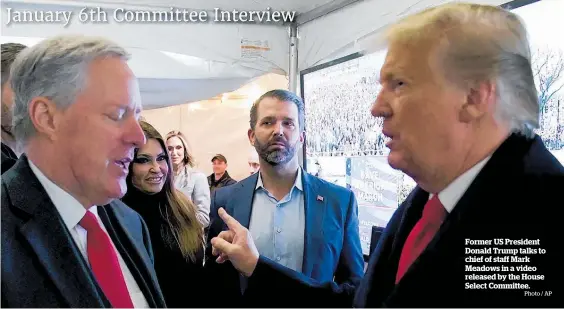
[302,51,417,255]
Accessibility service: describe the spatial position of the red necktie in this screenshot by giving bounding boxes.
[396,195,447,284]
[80,211,134,308]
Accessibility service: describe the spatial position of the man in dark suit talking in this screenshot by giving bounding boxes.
[209,3,563,308]
[1,35,166,308]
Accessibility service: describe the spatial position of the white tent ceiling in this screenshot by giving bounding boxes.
[1,0,507,109]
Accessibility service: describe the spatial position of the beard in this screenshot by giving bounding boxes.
[254,136,297,166]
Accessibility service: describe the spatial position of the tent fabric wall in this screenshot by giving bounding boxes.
[297,0,509,71]
[1,0,290,109]
[1,1,290,69]
[141,73,289,181]
[1,0,512,109]
[142,99,254,181]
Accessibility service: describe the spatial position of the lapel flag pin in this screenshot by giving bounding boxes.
[317,195,324,202]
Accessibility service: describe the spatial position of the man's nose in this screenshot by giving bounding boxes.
[126,117,146,147]
[371,92,392,118]
[273,121,284,136]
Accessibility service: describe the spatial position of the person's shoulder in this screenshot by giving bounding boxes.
[187,167,206,177]
[523,138,564,174]
[1,153,16,175]
[190,170,208,182]
[307,172,352,195]
[214,182,238,197]
[108,199,145,225]
[520,138,564,193]
[305,173,355,208]
[1,158,24,188]
[1,180,15,224]
[215,174,254,196]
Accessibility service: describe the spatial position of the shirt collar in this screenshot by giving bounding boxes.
[28,159,96,230]
[432,155,492,213]
[256,167,303,192]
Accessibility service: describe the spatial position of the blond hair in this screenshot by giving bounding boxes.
[386,3,538,137]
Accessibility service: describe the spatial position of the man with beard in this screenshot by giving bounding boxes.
[204,89,364,307]
[1,43,27,174]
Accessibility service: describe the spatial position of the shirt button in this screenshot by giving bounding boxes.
[276,257,281,261]
[276,228,281,233]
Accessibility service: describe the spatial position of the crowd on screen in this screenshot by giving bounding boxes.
[304,71,388,157]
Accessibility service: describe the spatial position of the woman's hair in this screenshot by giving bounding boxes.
[127,121,204,261]
[165,130,195,167]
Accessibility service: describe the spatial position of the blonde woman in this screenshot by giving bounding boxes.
[165,130,211,228]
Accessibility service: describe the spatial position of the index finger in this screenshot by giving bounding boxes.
[218,207,243,232]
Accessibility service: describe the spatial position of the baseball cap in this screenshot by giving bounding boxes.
[211,154,227,163]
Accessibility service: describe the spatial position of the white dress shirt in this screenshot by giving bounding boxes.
[28,160,149,308]
[434,155,492,212]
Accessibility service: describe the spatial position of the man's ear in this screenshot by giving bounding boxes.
[248,128,255,146]
[28,97,61,141]
[459,81,496,123]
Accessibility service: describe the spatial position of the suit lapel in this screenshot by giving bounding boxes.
[395,134,524,282]
[385,134,531,304]
[231,173,259,228]
[98,204,165,308]
[226,174,259,293]
[360,187,428,307]
[388,188,447,291]
[301,172,326,278]
[8,157,107,308]
[388,188,429,263]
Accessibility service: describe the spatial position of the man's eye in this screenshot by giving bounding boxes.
[107,110,126,121]
[394,80,405,88]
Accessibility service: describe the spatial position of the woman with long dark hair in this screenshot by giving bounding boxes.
[122,121,206,307]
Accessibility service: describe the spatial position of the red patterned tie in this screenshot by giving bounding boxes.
[80,211,134,308]
[396,195,447,284]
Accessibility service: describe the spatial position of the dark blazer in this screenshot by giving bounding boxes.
[1,156,167,308]
[242,134,564,308]
[205,169,364,307]
[1,142,17,174]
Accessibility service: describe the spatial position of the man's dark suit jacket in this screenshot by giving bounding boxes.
[205,169,365,307]
[241,134,564,308]
[1,142,17,174]
[1,156,167,308]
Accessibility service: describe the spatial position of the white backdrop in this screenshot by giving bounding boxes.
[1,0,508,109]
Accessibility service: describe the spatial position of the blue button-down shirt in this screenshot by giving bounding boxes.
[248,169,305,273]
